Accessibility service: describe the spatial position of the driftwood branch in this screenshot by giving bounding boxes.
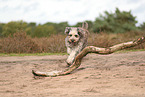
[32,37,145,77]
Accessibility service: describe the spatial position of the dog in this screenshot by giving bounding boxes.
[65,22,89,66]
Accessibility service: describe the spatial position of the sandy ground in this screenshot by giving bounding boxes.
[0,51,145,97]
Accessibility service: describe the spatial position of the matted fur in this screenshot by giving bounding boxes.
[65,22,89,66]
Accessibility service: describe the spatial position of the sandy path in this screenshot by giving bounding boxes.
[0,51,145,97]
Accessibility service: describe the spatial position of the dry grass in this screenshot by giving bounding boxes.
[88,31,145,49]
[32,34,66,53]
[0,31,40,53]
[0,31,144,53]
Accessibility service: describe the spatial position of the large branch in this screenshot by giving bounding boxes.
[32,37,145,77]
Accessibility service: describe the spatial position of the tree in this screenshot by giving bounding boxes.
[57,22,69,34]
[139,22,145,30]
[26,22,37,35]
[44,22,69,34]
[0,23,5,37]
[93,8,138,33]
[74,20,93,32]
[2,20,28,37]
[32,24,57,37]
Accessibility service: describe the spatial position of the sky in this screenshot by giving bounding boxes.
[0,0,145,26]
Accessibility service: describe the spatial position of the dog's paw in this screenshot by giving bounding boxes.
[66,56,75,67]
[65,61,72,67]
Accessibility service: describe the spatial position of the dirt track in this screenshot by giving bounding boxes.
[0,51,145,97]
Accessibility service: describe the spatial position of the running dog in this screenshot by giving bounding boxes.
[65,22,89,66]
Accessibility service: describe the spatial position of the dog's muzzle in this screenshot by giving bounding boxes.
[70,39,75,43]
[69,39,77,45]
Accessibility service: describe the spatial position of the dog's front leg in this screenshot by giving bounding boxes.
[66,45,83,66]
[66,50,78,66]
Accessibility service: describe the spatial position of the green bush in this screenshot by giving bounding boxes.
[2,20,28,37]
[93,8,138,33]
[31,25,57,37]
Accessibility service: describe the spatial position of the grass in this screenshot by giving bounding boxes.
[0,49,144,57]
[115,49,145,53]
[0,53,67,57]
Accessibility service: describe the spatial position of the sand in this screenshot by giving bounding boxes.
[0,51,145,97]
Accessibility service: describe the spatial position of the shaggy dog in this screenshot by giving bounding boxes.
[65,22,89,66]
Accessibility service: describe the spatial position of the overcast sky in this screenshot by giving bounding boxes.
[0,0,145,25]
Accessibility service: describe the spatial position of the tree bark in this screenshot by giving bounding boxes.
[32,37,145,77]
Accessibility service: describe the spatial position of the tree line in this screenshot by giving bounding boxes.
[0,8,145,37]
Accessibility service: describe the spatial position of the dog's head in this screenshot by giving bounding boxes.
[65,22,89,46]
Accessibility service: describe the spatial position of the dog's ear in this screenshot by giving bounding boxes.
[82,22,88,30]
[77,28,83,37]
[64,27,71,34]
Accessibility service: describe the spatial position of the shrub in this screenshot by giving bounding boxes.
[0,31,144,53]
[88,31,145,49]
[33,34,66,53]
[0,31,40,53]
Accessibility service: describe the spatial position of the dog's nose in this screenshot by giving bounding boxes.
[71,39,75,42]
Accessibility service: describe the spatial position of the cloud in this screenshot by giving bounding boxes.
[0,0,145,25]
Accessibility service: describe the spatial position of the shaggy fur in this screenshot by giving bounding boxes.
[65,22,89,66]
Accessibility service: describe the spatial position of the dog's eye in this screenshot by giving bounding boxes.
[75,35,78,37]
[69,34,72,37]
